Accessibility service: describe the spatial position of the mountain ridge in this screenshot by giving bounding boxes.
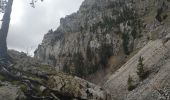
[34,0,170,99]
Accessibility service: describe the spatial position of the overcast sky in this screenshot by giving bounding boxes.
[7,0,84,55]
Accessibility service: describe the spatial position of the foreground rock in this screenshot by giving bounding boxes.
[0,50,111,100]
[47,74,111,100]
[0,83,19,100]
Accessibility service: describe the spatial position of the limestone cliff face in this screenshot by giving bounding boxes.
[34,0,170,78]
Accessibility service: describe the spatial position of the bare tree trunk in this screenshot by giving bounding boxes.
[0,0,13,66]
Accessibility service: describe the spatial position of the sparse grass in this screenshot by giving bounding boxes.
[38,64,57,74]
[20,84,28,93]
[29,76,44,83]
[11,81,20,85]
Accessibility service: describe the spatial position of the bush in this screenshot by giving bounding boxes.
[127,75,135,91]
[63,64,70,74]
[20,84,28,93]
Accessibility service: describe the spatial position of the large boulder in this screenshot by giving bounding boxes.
[47,73,111,100]
[0,83,19,100]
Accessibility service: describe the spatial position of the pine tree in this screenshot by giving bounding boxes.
[137,56,145,80]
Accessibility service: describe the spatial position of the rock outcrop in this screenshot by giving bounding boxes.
[0,83,19,100]
[33,0,170,99]
[0,50,111,100]
[34,0,140,78]
[34,0,170,81]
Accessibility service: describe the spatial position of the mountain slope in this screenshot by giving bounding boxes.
[104,37,170,100]
[34,0,142,79]
[33,0,170,99]
[34,0,170,82]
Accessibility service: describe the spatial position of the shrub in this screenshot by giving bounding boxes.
[11,81,20,85]
[127,75,135,91]
[63,64,70,74]
[0,75,5,81]
[20,84,28,93]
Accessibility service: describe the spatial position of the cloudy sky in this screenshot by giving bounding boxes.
[7,0,84,55]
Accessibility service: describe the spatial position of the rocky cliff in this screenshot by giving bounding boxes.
[34,0,170,81]
[34,0,140,78]
[34,0,170,89]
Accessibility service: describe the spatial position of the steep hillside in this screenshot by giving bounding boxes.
[104,35,170,100]
[34,0,170,82]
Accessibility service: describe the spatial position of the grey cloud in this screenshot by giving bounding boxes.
[7,0,84,55]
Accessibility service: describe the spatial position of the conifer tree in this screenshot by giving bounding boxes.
[137,56,145,80]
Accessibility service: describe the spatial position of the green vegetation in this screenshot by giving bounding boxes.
[63,63,70,74]
[73,52,85,77]
[131,19,142,39]
[127,75,135,91]
[86,46,100,74]
[137,56,146,80]
[72,51,102,77]
[48,54,57,66]
[86,46,94,61]
[115,4,136,24]
[90,16,115,33]
[63,42,113,78]
[0,75,5,81]
[87,42,113,71]
[34,85,43,96]
[127,56,148,91]
[20,84,28,93]
[99,44,113,66]
[11,81,20,85]
[0,82,3,87]
[122,33,130,55]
